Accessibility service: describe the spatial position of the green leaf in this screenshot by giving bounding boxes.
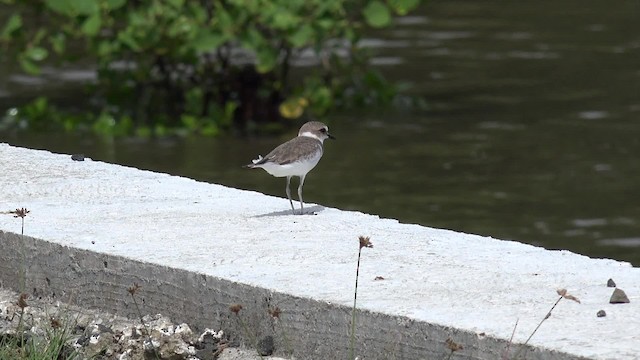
[310,86,332,112]
[33,28,47,44]
[288,24,314,47]
[1,13,22,39]
[271,10,300,30]
[45,0,98,15]
[69,0,100,15]
[50,33,66,54]
[181,114,198,129]
[19,57,40,75]
[45,0,73,15]
[118,31,140,51]
[216,5,234,35]
[105,0,126,10]
[167,16,193,38]
[166,0,184,9]
[32,97,48,114]
[25,46,49,61]
[92,112,116,135]
[389,0,420,16]
[82,14,102,36]
[193,29,226,53]
[256,48,278,73]
[363,1,391,28]
[97,40,112,57]
[241,28,265,50]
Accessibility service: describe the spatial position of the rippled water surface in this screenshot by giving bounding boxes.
[2,0,640,265]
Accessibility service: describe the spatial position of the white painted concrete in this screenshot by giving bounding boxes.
[1,143,638,359]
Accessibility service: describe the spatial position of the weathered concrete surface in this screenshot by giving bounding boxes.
[1,143,638,359]
[0,232,581,359]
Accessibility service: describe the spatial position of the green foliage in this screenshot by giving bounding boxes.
[1,0,423,136]
[0,318,80,360]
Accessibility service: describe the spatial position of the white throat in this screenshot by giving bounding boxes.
[299,131,325,143]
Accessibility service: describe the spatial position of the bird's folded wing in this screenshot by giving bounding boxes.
[259,137,322,165]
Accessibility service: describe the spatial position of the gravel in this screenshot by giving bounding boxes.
[0,287,290,360]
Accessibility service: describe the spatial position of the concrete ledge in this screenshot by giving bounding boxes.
[1,143,638,359]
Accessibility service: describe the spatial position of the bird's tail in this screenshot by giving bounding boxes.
[243,155,263,168]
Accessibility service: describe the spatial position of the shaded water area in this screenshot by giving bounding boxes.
[2,1,640,265]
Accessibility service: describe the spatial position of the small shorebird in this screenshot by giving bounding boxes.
[245,121,335,214]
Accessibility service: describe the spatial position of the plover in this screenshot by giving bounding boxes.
[245,121,335,214]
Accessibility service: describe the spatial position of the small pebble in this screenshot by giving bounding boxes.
[609,288,630,304]
[606,278,616,287]
[71,154,85,161]
[596,310,606,317]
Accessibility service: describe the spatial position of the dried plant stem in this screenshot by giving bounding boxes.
[276,320,293,355]
[502,318,518,360]
[16,306,25,333]
[234,314,264,360]
[513,297,563,359]
[349,247,363,360]
[129,290,160,360]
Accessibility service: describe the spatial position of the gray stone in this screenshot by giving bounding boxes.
[606,278,616,287]
[596,310,606,317]
[609,288,630,304]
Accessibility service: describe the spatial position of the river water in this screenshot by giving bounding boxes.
[1,0,639,265]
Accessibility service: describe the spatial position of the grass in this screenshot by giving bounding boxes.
[0,209,80,359]
[230,303,264,359]
[0,293,80,360]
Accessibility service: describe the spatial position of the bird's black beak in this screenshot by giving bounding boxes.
[328,133,336,140]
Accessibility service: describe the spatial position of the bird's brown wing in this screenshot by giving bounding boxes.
[255,136,322,165]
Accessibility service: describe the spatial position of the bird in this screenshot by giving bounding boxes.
[245,121,335,214]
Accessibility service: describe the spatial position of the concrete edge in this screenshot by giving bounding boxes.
[0,231,587,360]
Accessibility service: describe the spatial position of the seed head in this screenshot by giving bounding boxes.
[128,283,142,296]
[358,236,373,249]
[445,337,463,352]
[268,307,282,319]
[229,304,243,314]
[557,288,580,303]
[50,317,62,329]
[17,293,29,309]
[11,208,30,218]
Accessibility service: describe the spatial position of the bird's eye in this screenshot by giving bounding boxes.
[320,128,327,133]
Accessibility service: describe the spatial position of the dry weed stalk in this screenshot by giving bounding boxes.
[444,337,463,359]
[268,306,293,355]
[229,304,263,359]
[512,289,580,359]
[7,208,30,292]
[501,318,518,360]
[349,236,373,360]
[9,208,30,235]
[127,283,160,360]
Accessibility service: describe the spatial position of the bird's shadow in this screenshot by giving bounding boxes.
[253,205,325,218]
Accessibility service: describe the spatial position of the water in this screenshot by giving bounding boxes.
[1,0,640,265]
